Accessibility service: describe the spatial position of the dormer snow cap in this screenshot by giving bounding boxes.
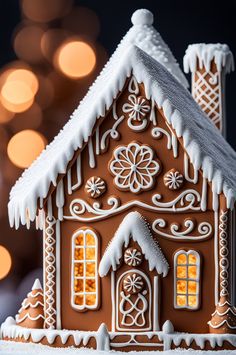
[131,9,154,26]
[184,43,234,73]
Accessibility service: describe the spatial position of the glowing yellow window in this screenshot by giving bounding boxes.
[174,250,200,310]
[71,228,99,311]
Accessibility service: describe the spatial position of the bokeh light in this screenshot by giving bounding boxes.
[0,246,12,280]
[0,104,15,123]
[13,25,45,64]
[0,69,38,113]
[41,28,70,62]
[7,130,46,168]
[56,41,96,79]
[22,0,73,23]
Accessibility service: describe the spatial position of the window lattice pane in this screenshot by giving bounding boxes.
[175,250,200,310]
[71,229,98,310]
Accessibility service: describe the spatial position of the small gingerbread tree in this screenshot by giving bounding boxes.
[208,295,236,334]
[16,278,44,329]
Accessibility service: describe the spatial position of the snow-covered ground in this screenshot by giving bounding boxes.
[0,341,236,355]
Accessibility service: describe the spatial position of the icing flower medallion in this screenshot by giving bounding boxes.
[85,176,106,198]
[164,169,184,190]
[109,142,160,193]
[122,94,150,131]
[124,248,143,267]
[123,273,144,294]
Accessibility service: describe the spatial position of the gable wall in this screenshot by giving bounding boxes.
[50,78,220,333]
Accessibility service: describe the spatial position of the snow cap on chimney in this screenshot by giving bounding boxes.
[184,43,234,74]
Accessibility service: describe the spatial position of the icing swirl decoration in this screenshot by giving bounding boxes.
[124,248,143,267]
[164,169,184,190]
[122,95,150,131]
[85,176,106,198]
[152,218,213,241]
[109,142,160,193]
[123,273,144,294]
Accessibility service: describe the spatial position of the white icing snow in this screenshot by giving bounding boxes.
[184,43,234,73]
[1,341,236,355]
[2,318,236,353]
[99,211,169,277]
[8,42,236,228]
[32,279,43,291]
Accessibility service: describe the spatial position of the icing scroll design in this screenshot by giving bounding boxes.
[100,102,125,151]
[44,216,57,329]
[219,210,229,296]
[152,218,213,241]
[119,291,148,327]
[64,189,201,222]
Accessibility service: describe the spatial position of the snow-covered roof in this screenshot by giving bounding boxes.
[184,43,234,73]
[8,43,236,228]
[99,212,169,277]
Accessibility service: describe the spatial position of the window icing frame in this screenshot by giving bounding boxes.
[174,249,201,310]
[71,228,99,311]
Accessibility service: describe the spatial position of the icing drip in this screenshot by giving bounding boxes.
[184,43,234,73]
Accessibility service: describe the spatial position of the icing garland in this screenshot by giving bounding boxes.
[219,210,229,297]
[64,189,201,222]
[152,218,213,241]
[44,215,57,329]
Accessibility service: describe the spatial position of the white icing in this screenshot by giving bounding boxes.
[99,211,169,277]
[8,44,236,228]
[3,318,236,351]
[116,269,151,331]
[32,279,42,291]
[184,43,234,73]
[65,189,202,222]
[162,320,174,334]
[153,218,212,241]
[56,220,61,330]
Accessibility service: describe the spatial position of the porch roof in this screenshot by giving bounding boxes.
[99,211,169,278]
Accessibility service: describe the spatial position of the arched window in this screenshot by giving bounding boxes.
[174,250,200,310]
[71,228,99,311]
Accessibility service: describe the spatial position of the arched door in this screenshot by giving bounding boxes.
[116,269,152,331]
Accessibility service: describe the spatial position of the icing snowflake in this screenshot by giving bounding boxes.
[124,248,142,266]
[85,176,106,198]
[109,142,160,194]
[164,169,184,190]
[123,95,150,121]
[123,273,144,294]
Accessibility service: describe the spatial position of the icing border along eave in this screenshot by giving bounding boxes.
[8,45,236,228]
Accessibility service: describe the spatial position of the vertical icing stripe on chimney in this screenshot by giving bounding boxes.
[183,44,234,138]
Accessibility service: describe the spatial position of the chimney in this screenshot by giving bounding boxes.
[184,44,234,137]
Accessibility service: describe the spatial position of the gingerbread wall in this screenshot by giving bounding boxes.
[50,78,219,334]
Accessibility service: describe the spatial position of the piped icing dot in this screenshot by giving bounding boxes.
[131,9,154,26]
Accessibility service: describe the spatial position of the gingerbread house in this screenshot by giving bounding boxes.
[1,9,236,352]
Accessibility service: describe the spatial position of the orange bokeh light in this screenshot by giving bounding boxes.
[56,41,96,79]
[0,69,38,113]
[22,0,72,23]
[7,130,46,168]
[0,104,15,123]
[0,246,12,280]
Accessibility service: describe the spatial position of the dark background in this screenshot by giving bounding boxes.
[0,0,235,147]
[0,0,235,321]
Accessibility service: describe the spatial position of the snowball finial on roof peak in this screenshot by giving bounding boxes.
[131,9,154,26]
